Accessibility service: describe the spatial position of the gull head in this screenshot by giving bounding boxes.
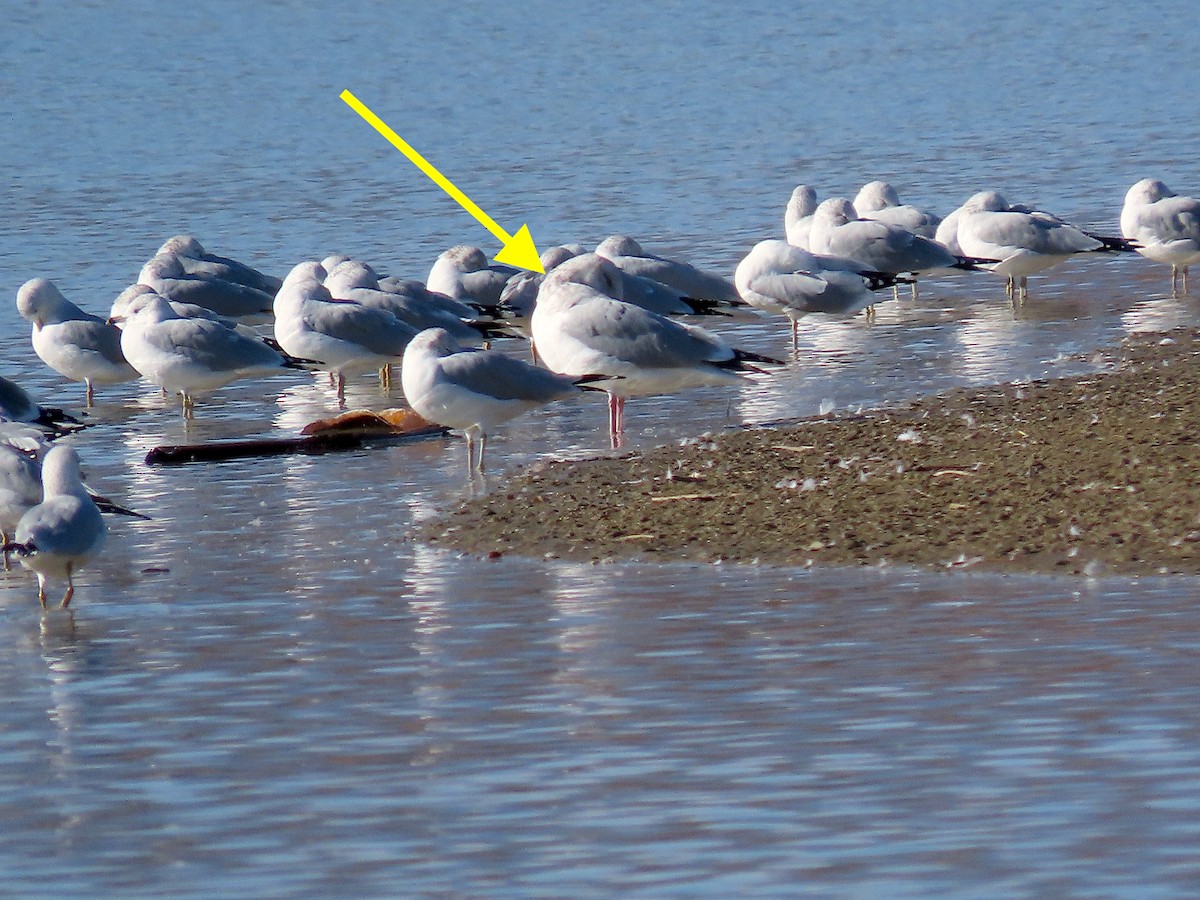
[962,191,1010,213]
[279,261,328,293]
[787,185,818,218]
[157,235,206,258]
[409,327,461,359]
[595,235,644,258]
[544,253,625,300]
[813,197,858,228]
[139,253,187,284]
[16,278,70,328]
[1125,178,1174,206]
[853,181,900,213]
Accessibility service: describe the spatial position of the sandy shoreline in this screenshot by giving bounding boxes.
[425,327,1200,576]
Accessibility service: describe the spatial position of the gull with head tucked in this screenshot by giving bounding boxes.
[1120,179,1200,294]
[532,255,778,441]
[401,327,611,475]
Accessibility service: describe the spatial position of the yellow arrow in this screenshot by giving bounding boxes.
[340,89,544,274]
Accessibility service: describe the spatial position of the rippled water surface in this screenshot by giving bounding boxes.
[3,1,1200,894]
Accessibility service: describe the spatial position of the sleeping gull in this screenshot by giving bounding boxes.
[401,327,609,474]
[735,240,909,346]
[273,262,416,402]
[116,291,314,418]
[955,191,1137,300]
[531,255,778,440]
[156,235,282,296]
[1120,179,1200,293]
[594,235,742,305]
[0,375,81,434]
[784,185,819,250]
[139,254,275,319]
[852,181,941,237]
[427,245,517,309]
[16,278,138,406]
[3,445,106,609]
[808,198,988,299]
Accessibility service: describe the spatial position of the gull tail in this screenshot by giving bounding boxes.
[860,270,916,291]
[713,348,785,375]
[90,492,152,520]
[680,296,733,316]
[951,255,1003,271]
[574,373,624,392]
[1086,233,1140,253]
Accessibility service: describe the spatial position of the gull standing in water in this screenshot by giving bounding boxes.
[532,255,778,441]
[16,278,139,406]
[401,328,611,475]
[116,291,314,418]
[735,240,909,346]
[808,198,985,299]
[1120,179,1200,294]
[273,262,416,403]
[955,191,1137,301]
[3,445,105,609]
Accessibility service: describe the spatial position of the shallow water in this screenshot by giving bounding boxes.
[3,1,1200,894]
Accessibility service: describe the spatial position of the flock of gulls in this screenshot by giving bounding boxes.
[4,176,1200,608]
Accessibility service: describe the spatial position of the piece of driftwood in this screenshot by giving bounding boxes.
[145,409,448,465]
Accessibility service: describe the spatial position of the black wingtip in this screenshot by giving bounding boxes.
[712,348,785,374]
[2,540,35,557]
[951,255,1002,271]
[860,270,916,291]
[1086,233,1140,253]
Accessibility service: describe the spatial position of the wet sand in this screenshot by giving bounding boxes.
[428,328,1200,576]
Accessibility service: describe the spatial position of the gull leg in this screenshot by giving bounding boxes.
[1184,266,1190,295]
[378,364,391,389]
[37,574,47,610]
[478,433,488,475]
[892,284,900,302]
[1006,276,1015,301]
[910,280,919,301]
[792,319,800,355]
[1171,265,1179,296]
[336,373,346,407]
[465,433,477,476]
[85,379,94,408]
[1019,277,1028,303]
[61,564,74,609]
[182,393,195,420]
[530,340,539,366]
[2,530,9,572]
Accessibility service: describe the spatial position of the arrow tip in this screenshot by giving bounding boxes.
[494,224,545,274]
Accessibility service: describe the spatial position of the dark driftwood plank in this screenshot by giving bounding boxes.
[145,427,446,465]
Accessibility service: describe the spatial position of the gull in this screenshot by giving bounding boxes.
[1120,179,1200,293]
[955,191,1137,300]
[116,291,314,418]
[0,375,82,434]
[595,235,742,305]
[138,254,275,319]
[324,261,497,345]
[16,278,138,406]
[273,262,416,402]
[934,205,964,254]
[735,240,909,346]
[3,445,105,609]
[532,255,778,439]
[156,235,282,296]
[0,426,144,570]
[852,181,941,237]
[427,245,517,308]
[401,328,609,475]
[808,198,988,299]
[784,185,819,250]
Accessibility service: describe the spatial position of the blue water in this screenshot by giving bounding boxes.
[2,1,1200,894]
